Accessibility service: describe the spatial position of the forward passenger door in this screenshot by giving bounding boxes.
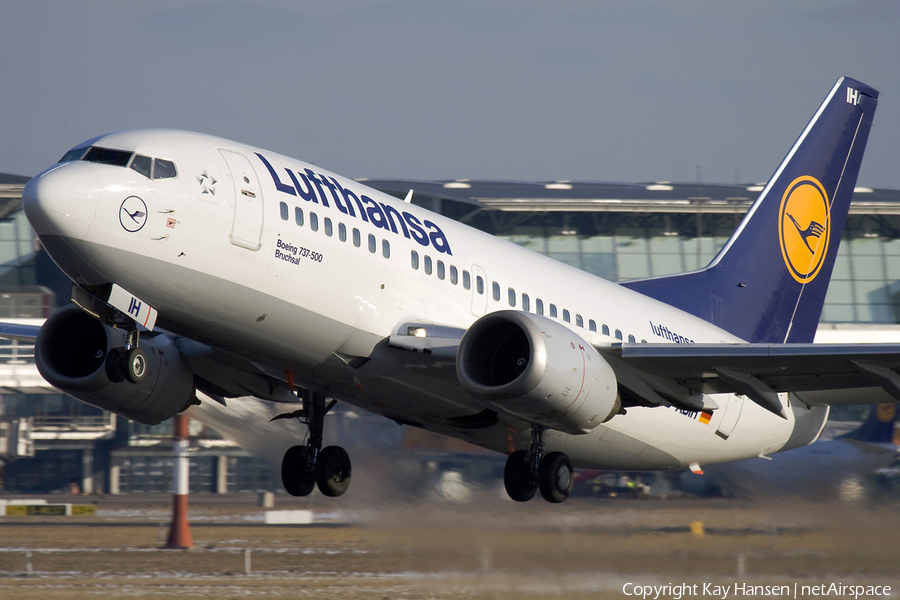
[221,150,264,251]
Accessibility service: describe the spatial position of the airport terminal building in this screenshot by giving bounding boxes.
[0,172,898,494]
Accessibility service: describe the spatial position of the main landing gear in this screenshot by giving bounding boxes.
[504,426,574,504]
[279,391,352,498]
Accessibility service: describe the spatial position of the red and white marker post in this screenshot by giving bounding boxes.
[166,413,193,548]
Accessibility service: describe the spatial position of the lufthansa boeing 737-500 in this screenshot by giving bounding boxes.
[5,77,897,503]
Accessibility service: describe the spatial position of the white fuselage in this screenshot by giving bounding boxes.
[24,129,829,471]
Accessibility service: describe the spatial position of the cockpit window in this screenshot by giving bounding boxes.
[129,154,152,178]
[57,145,178,181]
[153,158,177,180]
[82,147,133,166]
[59,147,89,163]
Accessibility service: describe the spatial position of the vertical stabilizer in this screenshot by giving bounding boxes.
[623,78,879,343]
[842,403,897,444]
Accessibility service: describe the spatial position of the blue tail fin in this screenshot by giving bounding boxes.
[842,403,897,444]
[623,78,879,343]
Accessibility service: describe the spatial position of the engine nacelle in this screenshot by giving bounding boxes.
[457,311,619,435]
[35,305,194,425]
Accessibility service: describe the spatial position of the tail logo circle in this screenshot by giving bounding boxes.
[877,403,896,423]
[778,176,830,284]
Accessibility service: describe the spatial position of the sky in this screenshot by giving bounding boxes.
[1,1,898,188]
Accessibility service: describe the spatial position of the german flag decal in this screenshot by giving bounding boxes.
[699,411,713,425]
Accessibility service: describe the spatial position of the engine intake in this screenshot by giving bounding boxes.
[457,311,619,434]
[35,305,194,424]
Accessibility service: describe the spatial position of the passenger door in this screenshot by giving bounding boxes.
[221,150,264,251]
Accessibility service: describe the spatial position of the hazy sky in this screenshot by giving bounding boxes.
[2,1,898,188]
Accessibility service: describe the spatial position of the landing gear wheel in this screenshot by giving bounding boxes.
[504,450,537,502]
[281,445,316,497]
[106,347,126,383]
[538,452,573,503]
[124,348,148,383]
[316,446,351,497]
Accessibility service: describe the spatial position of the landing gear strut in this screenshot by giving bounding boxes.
[280,391,352,498]
[504,426,573,504]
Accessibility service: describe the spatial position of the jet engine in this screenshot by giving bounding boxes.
[456,311,619,435]
[35,305,194,425]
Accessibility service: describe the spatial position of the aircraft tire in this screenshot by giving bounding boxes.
[503,450,537,502]
[106,347,126,383]
[538,452,573,503]
[316,445,351,497]
[125,348,148,384]
[281,445,316,497]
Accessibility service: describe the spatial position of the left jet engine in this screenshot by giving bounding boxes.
[457,311,619,435]
[34,305,195,425]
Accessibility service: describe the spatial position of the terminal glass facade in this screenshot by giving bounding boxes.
[495,213,900,324]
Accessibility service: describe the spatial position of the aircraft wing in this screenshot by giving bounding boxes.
[0,322,41,343]
[387,321,900,419]
[610,342,900,415]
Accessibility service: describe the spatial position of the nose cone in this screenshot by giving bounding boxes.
[23,163,100,242]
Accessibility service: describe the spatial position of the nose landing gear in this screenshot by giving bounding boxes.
[278,391,352,498]
[105,328,147,384]
[503,426,573,504]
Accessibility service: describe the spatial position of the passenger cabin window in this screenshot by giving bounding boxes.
[450,266,458,285]
[352,228,361,247]
[589,320,597,332]
[615,329,623,340]
[279,202,289,221]
[477,276,484,294]
[522,293,530,312]
[563,309,570,323]
[339,222,347,242]
[576,314,583,328]
[368,234,376,253]
[382,239,390,258]
[437,261,445,280]
[424,255,433,275]
[130,155,152,178]
[411,250,419,270]
[295,207,304,226]
[310,212,319,231]
[463,270,471,289]
[508,288,516,307]
[324,217,333,237]
[628,334,636,343]
[492,282,500,301]
[536,299,544,315]
[549,304,558,318]
[602,324,610,336]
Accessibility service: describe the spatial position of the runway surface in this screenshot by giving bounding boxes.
[0,492,898,599]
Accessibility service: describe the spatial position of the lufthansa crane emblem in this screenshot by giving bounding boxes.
[119,196,148,233]
[778,176,830,284]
